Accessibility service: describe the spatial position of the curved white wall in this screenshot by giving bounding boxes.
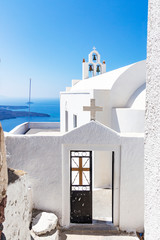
[111,60,146,107]
[127,84,146,109]
[112,108,144,133]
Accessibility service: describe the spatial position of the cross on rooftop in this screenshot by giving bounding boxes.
[83,99,103,121]
[93,46,96,51]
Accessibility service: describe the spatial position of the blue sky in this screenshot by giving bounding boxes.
[0,0,148,99]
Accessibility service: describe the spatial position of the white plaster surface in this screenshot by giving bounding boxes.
[9,122,29,134]
[60,60,146,134]
[112,109,144,133]
[93,90,111,129]
[29,122,60,130]
[5,121,144,232]
[6,134,63,222]
[145,0,160,239]
[70,61,146,106]
[10,122,60,134]
[111,61,146,108]
[127,84,146,109]
[94,151,112,188]
[72,79,80,86]
[60,92,91,132]
[120,136,144,232]
[3,173,32,240]
[72,64,134,91]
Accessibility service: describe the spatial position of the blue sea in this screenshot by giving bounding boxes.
[0,98,60,132]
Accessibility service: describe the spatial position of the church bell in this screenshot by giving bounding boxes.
[96,65,100,73]
[89,65,93,72]
[93,54,97,61]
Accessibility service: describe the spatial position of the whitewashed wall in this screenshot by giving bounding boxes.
[61,121,121,227]
[94,151,112,188]
[5,121,144,231]
[3,173,32,240]
[6,134,63,222]
[145,0,160,239]
[120,135,144,232]
[61,61,146,134]
[111,61,146,108]
[112,109,144,133]
[93,90,111,127]
[60,92,91,132]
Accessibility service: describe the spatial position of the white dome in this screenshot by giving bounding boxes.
[69,60,146,109]
[70,63,135,92]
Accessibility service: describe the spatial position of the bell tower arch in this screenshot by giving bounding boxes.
[82,47,106,79]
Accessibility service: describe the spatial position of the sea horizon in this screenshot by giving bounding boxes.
[0,97,60,132]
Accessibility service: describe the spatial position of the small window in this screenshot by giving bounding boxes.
[73,114,77,128]
[65,111,68,132]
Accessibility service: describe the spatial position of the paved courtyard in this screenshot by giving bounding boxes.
[93,188,112,222]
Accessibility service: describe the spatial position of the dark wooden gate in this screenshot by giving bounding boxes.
[70,151,92,223]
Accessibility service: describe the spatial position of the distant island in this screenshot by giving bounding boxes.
[0,105,50,120]
[0,105,28,110]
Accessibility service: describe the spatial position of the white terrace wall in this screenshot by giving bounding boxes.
[5,121,144,231]
[120,135,144,232]
[10,122,60,135]
[5,134,63,222]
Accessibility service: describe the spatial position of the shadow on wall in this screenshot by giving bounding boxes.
[111,109,120,133]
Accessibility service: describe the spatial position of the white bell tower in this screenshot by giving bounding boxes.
[82,47,106,80]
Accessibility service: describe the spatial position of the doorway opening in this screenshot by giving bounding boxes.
[93,151,114,224]
[70,150,114,224]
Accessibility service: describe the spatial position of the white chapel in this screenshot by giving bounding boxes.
[3,48,145,237]
[61,47,145,133]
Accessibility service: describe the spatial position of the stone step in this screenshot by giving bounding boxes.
[59,222,139,240]
[59,230,139,240]
[59,222,118,232]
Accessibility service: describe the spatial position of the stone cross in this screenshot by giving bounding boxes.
[0,123,8,239]
[83,99,103,121]
[93,46,96,51]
